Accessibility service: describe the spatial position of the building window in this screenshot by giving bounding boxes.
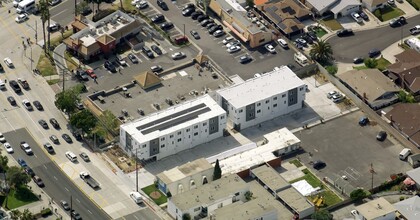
[205,129,207,132]
[203,122,207,126]
[177,138,181,142]
[299,87,303,91]
[177,131,181,135]
[186,129,190,132]
[194,125,198,129]
[273,104,277,107]
[265,100,269,103]
[170,135,174,138]
[257,110,261,113]
[194,132,198,136]
[273,97,277,100]
[160,137,165,141]
[220,116,225,119]
[284,101,286,104]
[160,144,165,148]
[210,126,215,131]
[142,144,146,148]
[257,103,261,106]
[282,94,286,98]
[239,109,243,113]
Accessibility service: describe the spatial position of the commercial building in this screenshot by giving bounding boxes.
[119,95,227,161]
[209,0,273,48]
[156,158,214,196]
[215,66,306,131]
[356,197,396,220]
[64,10,142,61]
[167,174,249,219]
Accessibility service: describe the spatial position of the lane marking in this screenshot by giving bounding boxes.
[54,176,58,181]
[87,209,92,214]
[76,198,80,203]
[65,187,69,192]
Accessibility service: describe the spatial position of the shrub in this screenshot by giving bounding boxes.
[325,65,337,75]
[350,189,367,201]
[373,9,382,21]
[407,0,419,10]
[40,208,52,217]
[364,58,378,68]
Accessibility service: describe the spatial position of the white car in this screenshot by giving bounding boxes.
[351,12,363,23]
[171,52,186,60]
[226,40,240,48]
[22,99,33,111]
[4,58,13,67]
[136,1,148,9]
[0,133,6,143]
[227,45,241,53]
[351,210,361,220]
[4,143,13,153]
[264,44,276,54]
[131,0,141,5]
[327,91,338,99]
[222,36,234,44]
[20,142,33,155]
[332,94,345,103]
[213,30,225,37]
[15,13,28,23]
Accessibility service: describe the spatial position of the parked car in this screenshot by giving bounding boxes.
[7,96,16,106]
[376,131,387,141]
[4,57,14,68]
[150,65,163,72]
[227,40,240,48]
[50,135,60,144]
[73,132,83,141]
[80,152,90,162]
[33,101,43,111]
[151,45,162,55]
[62,134,73,143]
[142,46,154,58]
[160,22,174,31]
[227,45,241,53]
[359,116,369,126]
[197,15,209,22]
[191,11,203,20]
[213,30,225,37]
[306,31,318,41]
[336,28,353,37]
[22,99,33,111]
[182,7,195,16]
[71,210,82,220]
[264,44,276,53]
[332,94,345,103]
[295,38,307,47]
[223,36,234,44]
[389,16,406,27]
[9,80,21,93]
[38,119,49,129]
[190,30,200,39]
[128,53,139,63]
[200,19,212,27]
[183,3,195,10]
[313,160,326,169]
[136,1,148,9]
[85,69,97,78]
[48,23,60,32]
[43,143,55,154]
[368,48,381,58]
[171,52,186,60]
[18,158,27,167]
[104,61,116,72]
[388,0,395,6]
[33,176,45,187]
[239,54,252,64]
[3,143,13,153]
[327,91,338,99]
[24,167,35,177]
[1,133,7,142]
[49,0,61,6]
[351,12,363,23]
[353,57,364,64]
[359,11,369,21]
[151,14,165,23]
[50,118,60,129]
[60,200,70,211]
[157,0,168,10]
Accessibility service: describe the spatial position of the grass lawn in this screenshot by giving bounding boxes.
[36,52,57,77]
[141,184,167,205]
[290,169,322,188]
[309,190,342,207]
[407,0,420,11]
[64,51,79,71]
[353,57,391,71]
[50,30,73,48]
[320,18,342,31]
[3,187,39,210]
[121,0,136,12]
[313,26,328,38]
[47,79,60,85]
[380,7,405,21]
[353,65,369,70]
[289,159,303,168]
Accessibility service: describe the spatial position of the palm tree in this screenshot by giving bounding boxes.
[309,39,334,65]
[39,0,49,54]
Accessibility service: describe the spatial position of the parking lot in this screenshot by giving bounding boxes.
[297,111,412,190]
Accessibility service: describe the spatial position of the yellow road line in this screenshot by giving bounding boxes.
[0,12,29,42]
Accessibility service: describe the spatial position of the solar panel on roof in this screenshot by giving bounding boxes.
[282,6,296,15]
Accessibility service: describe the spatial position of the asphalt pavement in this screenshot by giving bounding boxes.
[50,0,84,27]
[4,128,111,220]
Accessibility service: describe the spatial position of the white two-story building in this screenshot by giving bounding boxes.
[215,66,306,131]
[119,95,226,161]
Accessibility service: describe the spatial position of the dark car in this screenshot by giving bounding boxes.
[239,54,252,64]
[191,11,203,20]
[50,118,60,129]
[206,22,216,30]
[47,23,61,32]
[71,210,82,220]
[200,19,212,27]
[7,96,16,106]
[313,161,326,170]
[182,7,195,16]
[50,135,60,144]
[81,7,93,16]
[33,101,44,111]
[306,31,318,41]
[60,200,70,211]
[128,53,139,64]
[182,3,195,10]
[38,120,49,129]
[142,46,154,58]
[18,158,27,167]
[73,132,83,141]
[151,45,162,55]
[301,35,313,44]
[24,167,35,177]
[376,131,387,141]
[9,80,21,93]
[62,134,73,143]
[43,143,55,154]
[151,14,165,23]
[209,25,222,34]
[368,48,381,58]
[190,30,200,39]
[158,1,168,10]
[389,16,407,27]
[359,116,369,126]
[160,22,174,31]
[337,28,353,37]
[33,176,45,187]
[76,69,89,81]
[359,11,369,21]
[197,15,209,22]
[353,57,364,64]
[104,61,116,72]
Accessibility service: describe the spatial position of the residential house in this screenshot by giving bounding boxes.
[362,0,388,12]
[356,197,396,220]
[256,0,311,37]
[394,196,420,219]
[208,0,274,48]
[406,167,420,188]
[338,69,400,110]
[303,0,361,18]
[385,103,420,148]
[387,49,420,95]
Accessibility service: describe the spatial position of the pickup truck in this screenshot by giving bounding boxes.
[17,78,30,90]
[79,171,100,189]
[409,25,420,35]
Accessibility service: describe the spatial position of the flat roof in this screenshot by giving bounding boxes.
[217,66,305,109]
[170,174,248,211]
[211,128,300,174]
[251,165,290,191]
[356,197,396,219]
[208,198,277,220]
[156,158,213,184]
[217,0,262,34]
[277,187,314,212]
[121,95,225,143]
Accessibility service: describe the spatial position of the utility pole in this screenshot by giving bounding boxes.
[30,45,33,71]
[370,163,375,191]
[135,148,138,192]
[401,25,403,46]
[70,195,73,220]
[35,20,38,42]
[62,68,65,91]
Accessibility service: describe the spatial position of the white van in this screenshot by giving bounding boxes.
[16,0,35,14]
[277,38,288,49]
[294,52,309,66]
[65,151,77,162]
[130,192,143,204]
[399,148,411,160]
[0,80,5,90]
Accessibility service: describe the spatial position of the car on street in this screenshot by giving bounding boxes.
[20,141,33,155]
[73,132,83,141]
[171,52,186,60]
[50,118,60,129]
[151,14,165,23]
[4,58,14,68]
[0,133,5,143]
[60,200,70,211]
[136,0,148,9]
[376,131,387,141]
[80,152,90,162]
[142,46,154,58]
[62,134,73,143]
[190,30,200,39]
[33,101,43,111]
[38,119,49,129]
[264,44,276,53]
[7,96,16,106]
[128,53,139,63]
[351,12,363,23]
[336,28,353,37]
[368,48,381,58]
[22,99,33,111]
[359,116,369,126]
[18,78,30,90]
[389,16,407,27]
[18,158,27,167]
[353,57,364,64]
[24,167,35,177]
[71,210,82,220]
[182,7,195,16]
[313,160,326,169]
[3,143,13,153]
[33,176,45,187]
[15,13,29,23]
[104,61,116,72]
[50,135,60,144]
[9,80,21,93]
[49,0,61,6]
[227,45,241,53]
[213,30,225,37]
[43,143,55,154]
[160,22,173,31]
[239,54,252,64]
[157,0,168,10]
[85,69,97,78]
[151,45,162,55]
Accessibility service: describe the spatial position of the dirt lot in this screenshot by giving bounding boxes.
[104,146,140,173]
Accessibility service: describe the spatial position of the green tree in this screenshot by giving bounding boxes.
[364,58,378,68]
[70,109,98,134]
[245,191,253,201]
[6,166,30,189]
[9,209,21,220]
[76,1,89,15]
[0,154,9,172]
[311,209,333,220]
[99,110,119,130]
[397,90,415,103]
[39,0,50,53]
[182,213,191,220]
[350,188,367,201]
[310,40,334,65]
[55,88,80,114]
[213,159,222,180]
[325,65,337,75]
[245,0,254,7]
[20,209,34,220]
